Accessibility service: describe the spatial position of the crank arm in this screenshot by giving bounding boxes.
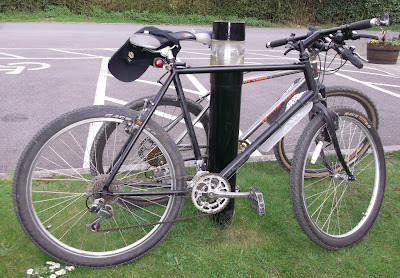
[208,191,251,199]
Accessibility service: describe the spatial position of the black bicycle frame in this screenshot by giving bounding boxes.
[103,46,319,192]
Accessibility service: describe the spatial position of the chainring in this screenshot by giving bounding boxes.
[191,174,231,214]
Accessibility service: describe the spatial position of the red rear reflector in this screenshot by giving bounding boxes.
[153,58,164,68]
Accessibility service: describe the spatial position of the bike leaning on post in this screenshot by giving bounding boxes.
[118,29,380,174]
[13,16,388,267]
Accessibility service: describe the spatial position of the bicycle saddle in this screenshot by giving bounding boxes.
[109,27,212,83]
[129,27,212,49]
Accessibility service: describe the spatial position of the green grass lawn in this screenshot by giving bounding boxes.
[1,152,399,277]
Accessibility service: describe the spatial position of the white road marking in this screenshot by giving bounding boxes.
[368,82,400,88]
[49,48,106,58]
[339,69,400,79]
[83,57,110,167]
[0,65,25,74]
[93,58,110,105]
[8,62,50,71]
[0,52,26,58]
[105,96,128,105]
[335,72,400,98]
[185,74,209,95]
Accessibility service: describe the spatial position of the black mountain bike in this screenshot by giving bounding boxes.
[13,16,388,267]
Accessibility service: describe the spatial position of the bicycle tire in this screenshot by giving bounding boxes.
[273,86,379,175]
[13,105,186,267]
[290,106,385,249]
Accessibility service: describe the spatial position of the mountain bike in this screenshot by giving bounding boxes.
[13,16,388,267]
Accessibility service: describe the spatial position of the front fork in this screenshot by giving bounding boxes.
[313,101,355,181]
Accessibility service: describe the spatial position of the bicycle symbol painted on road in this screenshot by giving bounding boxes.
[0,62,50,74]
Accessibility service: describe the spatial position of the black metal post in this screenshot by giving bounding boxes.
[208,21,245,227]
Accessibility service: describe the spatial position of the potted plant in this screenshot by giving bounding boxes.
[367,29,400,64]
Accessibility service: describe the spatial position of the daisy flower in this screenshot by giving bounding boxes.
[65,266,75,271]
[26,269,34,275]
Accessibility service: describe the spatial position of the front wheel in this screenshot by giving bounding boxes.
[290,107,385,249]
[13,105,186,267]
[273,86,379,175]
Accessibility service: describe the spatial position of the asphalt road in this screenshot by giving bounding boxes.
[1,22,399,175]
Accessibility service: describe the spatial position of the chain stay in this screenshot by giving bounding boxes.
[95,173,218,232]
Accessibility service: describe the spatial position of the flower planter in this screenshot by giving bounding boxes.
[367,43,400,64]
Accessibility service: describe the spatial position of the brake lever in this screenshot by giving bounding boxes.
[354,51,369,63]
[283,42,296,55]
[346,45,368,62]
[284,47,293,55]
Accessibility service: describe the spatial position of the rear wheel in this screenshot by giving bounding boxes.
[13,105,186,267]
[290,107,385,249]
[125,95,209,162]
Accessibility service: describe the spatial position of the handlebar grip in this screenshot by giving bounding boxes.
[348,18,380,30]
[358,34,379,40]
[341,48,363,69]
[266,38,288,48]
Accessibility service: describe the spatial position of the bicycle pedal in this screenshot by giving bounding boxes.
[249,187,265,216]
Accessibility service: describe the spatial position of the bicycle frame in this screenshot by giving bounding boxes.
[158,67,314,155]
[103,45,320,189]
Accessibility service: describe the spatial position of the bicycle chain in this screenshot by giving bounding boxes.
[96,173,219,232]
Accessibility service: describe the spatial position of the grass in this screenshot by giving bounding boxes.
[1,152,399,277]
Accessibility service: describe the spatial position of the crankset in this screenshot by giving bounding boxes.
[89,173,266,233]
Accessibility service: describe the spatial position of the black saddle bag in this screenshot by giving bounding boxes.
[108,27,181,82]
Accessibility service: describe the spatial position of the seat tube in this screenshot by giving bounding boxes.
[172,71,204,169]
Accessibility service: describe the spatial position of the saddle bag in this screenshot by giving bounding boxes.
[108,26,181,82]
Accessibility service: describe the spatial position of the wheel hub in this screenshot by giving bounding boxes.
[87,174,120,205]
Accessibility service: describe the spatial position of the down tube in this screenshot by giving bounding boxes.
[220,89,315,179]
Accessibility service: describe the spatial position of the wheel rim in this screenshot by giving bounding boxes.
[25,117,178,256]
[276,92,378,175]
[301,116,382,237]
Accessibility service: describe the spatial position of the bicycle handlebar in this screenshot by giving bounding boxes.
[265,16,388,69]
[266,17,383,49]
[266,34,308,48]
[348,18,380,30]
